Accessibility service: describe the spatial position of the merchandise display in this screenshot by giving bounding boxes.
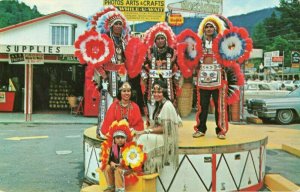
[48,82,72,109]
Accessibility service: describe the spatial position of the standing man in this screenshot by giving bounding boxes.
[142,22,182,123]
[85,8,144,137]
[193,16,227,139]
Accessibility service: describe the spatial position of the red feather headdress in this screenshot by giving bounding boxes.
[143,22,176,49]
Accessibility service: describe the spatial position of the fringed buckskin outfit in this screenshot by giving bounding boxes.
[137,99,182,174]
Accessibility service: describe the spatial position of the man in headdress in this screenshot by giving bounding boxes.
[193,16,227,139]
[91,9,144,137]
[142,22,182,124]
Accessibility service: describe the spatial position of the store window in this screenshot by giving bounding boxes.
[50,24,75,45]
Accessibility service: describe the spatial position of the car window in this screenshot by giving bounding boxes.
[259,84,271,90]
[247,84,258,90]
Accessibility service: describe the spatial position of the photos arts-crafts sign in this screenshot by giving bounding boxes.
[103,0,165,22]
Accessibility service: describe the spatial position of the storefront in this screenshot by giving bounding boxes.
[0,47,85,113]
[0,10,89,119]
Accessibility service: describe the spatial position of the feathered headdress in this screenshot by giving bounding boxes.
[86,5,131,37]
[100,119,146,185]
[198,15,227,38]
[106,119,133,142]
[143,22,176,49]
[87,5,118,29]
[96,10,131,37]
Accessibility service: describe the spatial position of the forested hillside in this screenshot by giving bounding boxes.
[0,0,43,28]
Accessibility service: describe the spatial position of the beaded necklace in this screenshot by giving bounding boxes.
[119,101,130,120]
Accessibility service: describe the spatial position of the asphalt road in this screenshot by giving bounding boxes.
[0,123,93,192]
[0,120,299,192]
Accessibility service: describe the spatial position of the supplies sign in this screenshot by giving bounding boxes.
[103,0,165,22]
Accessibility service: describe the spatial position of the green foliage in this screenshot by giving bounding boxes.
[251,0,300,67]
[252,23,270,49]
[0,0,43,28]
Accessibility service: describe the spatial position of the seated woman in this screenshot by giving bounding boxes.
[136,80,182,174]
[99,82,144,138]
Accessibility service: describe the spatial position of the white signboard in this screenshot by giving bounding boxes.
[0,45,75,55]
[264,51,280,67]
[169,0,223,14]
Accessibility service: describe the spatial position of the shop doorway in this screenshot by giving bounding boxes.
[32,64,85,113]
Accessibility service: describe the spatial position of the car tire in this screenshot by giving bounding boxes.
[275,109,294,125]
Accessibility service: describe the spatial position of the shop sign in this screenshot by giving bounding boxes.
[168,14,184,26]
[25,53,44,64]
[0,45,75,55]
[264,51,280,67]
[291,51,300,64]
[272,56,283,62]
[59,54,78,62]
[9,53,44,64]
[169,0,222,14]
[0,92,5,103]
[245,63,254,68]
[8,53,25,64]
[103,0,165,22]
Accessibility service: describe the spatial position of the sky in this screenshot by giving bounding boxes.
[17,0,280,18]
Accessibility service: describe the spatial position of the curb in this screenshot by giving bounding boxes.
[282,144,300,157]
[265,174,300,192]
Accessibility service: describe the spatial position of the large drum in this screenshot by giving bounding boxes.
[83,123,268,191]
[83,127,104,184]
[156,122,268,192]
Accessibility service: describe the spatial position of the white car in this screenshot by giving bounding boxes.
[283,80,295,91]
[244,81,290,103]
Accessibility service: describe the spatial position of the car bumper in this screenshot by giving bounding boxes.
[252,110,277,118]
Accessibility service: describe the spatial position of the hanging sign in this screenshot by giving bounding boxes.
[168,13,184,26]
[9,53,44,64]
[103,0,165,22]
[168,0,223,14]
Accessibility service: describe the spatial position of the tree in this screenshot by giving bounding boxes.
[277,0,300,38]
[0,0,43,28]
[251,0,300,67]
[252,23,270,49]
